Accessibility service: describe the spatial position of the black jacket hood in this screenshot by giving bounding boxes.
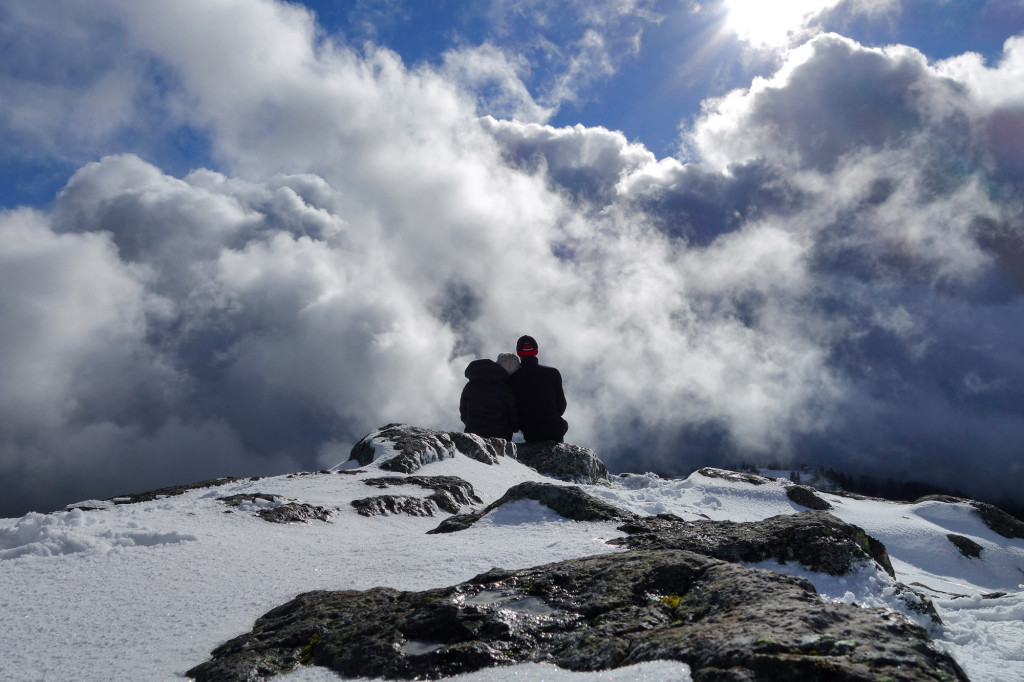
[464,358,509,383]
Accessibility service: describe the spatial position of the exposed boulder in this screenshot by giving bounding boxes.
[219,493,279,507]
[428,481,636,534]
[260,503,334,524]
[785,484,834,511]
[351,496,438,518]
[352,476,482,517]
[917,495,1024,540]
[219,494,334,524]
[187,549,967,682]
[946,533,983,559]
[514,442,610,485]
[348,424,514,473]
[696,467,773,485]
[448,432,512,465]
[612,511,895,578]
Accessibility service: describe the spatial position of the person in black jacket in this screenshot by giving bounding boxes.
[507,335,568,442]
[459,355,519,440]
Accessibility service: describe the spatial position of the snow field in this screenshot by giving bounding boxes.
[1,454,1022,681]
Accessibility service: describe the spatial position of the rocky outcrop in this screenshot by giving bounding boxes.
[614,512,949,625]
[428,481,636,534]
[696,467,774,485]
[348,424,514,472]
[785,484,834,510]
[351,496,439,517]
[918,495,1024,539]
[947,533,983,559]
[347,425,615,487]
[514,442,610,485]
[219,494,334,524]
[187,548,967,682]
[352,476,481,517]
[612,511,894,578]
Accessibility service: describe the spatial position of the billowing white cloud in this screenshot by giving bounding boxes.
[442,45,555,123]
[1,1,1024,517]
[0,0,150,162]
[469,0,663,111]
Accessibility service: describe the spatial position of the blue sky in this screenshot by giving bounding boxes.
[298,0,1024,153]
[329,1,1023,153]
[5,0,1023,209]
[2,0,1024,516]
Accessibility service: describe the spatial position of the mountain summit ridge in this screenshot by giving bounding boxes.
[2,424,1022,681]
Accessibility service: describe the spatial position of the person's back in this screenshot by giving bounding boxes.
[507,335,568,442]
[460,358,518,440]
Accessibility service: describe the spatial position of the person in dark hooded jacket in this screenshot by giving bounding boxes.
[459,355,519,440]
[507,335,568,442]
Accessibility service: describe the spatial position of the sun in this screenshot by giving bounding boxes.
[722,0,843,48]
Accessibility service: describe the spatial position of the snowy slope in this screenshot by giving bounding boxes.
[1,447,1022,681]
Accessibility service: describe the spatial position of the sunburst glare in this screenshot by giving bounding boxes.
[722,0,844,48]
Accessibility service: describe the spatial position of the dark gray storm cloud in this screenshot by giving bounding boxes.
[1,3,1023,516]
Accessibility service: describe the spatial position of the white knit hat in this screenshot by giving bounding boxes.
[496,352,520,375]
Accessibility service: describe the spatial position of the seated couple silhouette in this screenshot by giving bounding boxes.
[459,335,568,443]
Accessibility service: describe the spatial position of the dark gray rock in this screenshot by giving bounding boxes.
[612,513,947,626]
[352,476,483,517]
[947,533,984,559]
[349,424,513,473]
[785,485,834,511]
[612,511,895,578]
[515,442,610,485]
[219,494,334,524]
[362,476,481,512]
[428,481,636,534]
[220,493,279,507]
[917,495,1024,540]
[351,496,439,517]
[696,467,774,486]
[187,549,967,682]
[261,503,334,524]
[448,431,512,465]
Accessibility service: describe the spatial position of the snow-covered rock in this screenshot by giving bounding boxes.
[428,481,636,534]
[347,424,515,473]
